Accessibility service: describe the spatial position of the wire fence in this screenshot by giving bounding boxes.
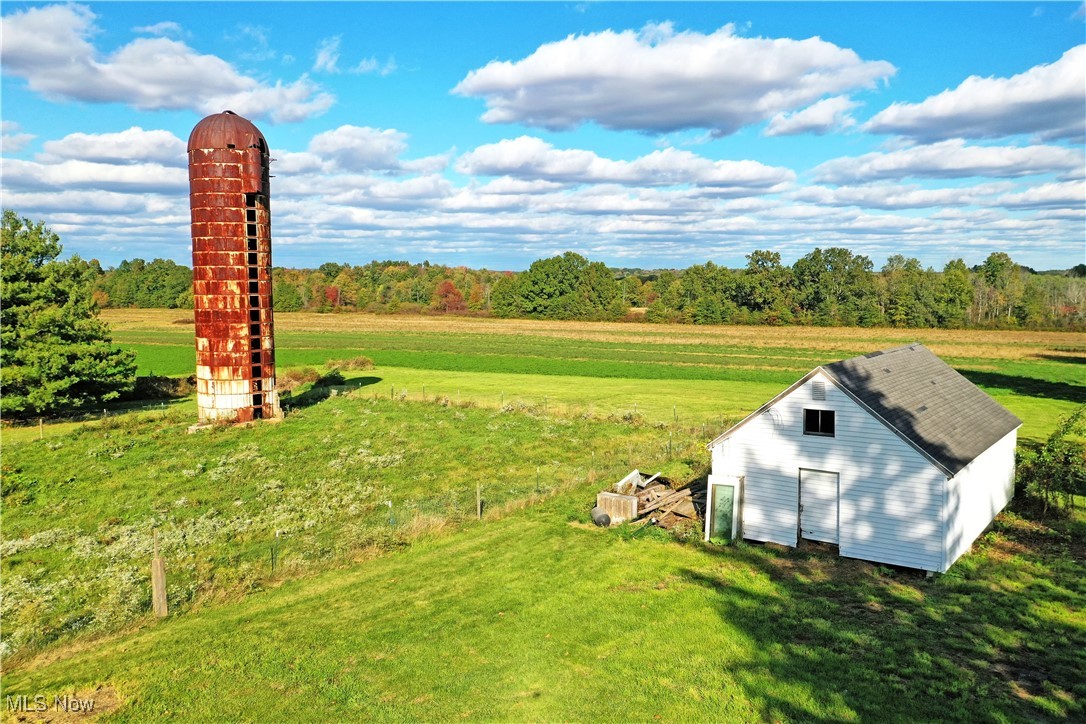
[3,386,730,655]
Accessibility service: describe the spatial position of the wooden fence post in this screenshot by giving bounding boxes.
[151,530,168,618]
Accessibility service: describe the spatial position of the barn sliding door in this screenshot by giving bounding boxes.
[799,469,839,544]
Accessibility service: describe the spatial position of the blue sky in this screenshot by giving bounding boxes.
[2,2,1083,271]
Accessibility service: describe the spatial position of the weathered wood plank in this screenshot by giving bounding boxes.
[639,488,691,516]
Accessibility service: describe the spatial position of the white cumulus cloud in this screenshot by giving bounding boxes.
[3,157,188,194]
[790,182,1014,210]
[996,181,1086,209]
[865,45,1086,141]
[1,120,35,153]
[0,3,334,123]
[766,96,859,137]
[812,139,1084,183]
[40,127,186,166]
[453,22,894,135]
[2,189,163,215]
[456,136,794,193]
[307,126,409,172]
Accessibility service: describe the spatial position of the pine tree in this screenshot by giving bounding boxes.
[1,211,136,418]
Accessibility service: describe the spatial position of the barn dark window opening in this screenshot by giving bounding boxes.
[804,409,835,437]
[249,309,260,322]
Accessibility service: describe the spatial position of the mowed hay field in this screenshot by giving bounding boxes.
[3,311,1084,721]
[104,308,1085,441]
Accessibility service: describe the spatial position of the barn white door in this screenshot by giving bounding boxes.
[799,469,839,544]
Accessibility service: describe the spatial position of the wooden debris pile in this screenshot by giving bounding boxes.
[635,480,706,529]
[593,469,706,529]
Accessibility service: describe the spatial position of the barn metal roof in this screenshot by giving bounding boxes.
[708,343,1021,477]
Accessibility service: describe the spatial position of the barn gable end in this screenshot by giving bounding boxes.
[710,371,946,571]
[706,344,1021,573]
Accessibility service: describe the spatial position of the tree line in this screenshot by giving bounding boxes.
[2,208,1083,419]
[91,249,1085,329]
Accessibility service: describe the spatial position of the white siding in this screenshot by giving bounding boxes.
[942,429,1017,572]
[710,371,946,571]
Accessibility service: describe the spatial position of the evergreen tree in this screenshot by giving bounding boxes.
[1,211,136,418]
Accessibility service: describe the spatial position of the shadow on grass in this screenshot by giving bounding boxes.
[959,370,1086,404]
[682,511,1085,721]
[8,392,193,426]
[1035,354,1086,365]
[283,375,383,410]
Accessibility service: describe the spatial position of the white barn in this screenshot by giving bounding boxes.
[704,343,1021,573]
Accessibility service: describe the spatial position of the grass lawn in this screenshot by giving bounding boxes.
[5,486,1084,721]
[2,392,703,658]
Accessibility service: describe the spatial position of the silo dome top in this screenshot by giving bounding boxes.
[187,111,267,152]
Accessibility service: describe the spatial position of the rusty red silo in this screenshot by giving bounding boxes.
[188,111,282,424]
